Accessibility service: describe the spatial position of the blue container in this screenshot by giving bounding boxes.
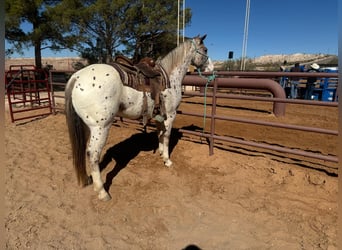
[321,69,338,102]
[322,88,336,102]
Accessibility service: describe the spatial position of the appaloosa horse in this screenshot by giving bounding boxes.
[65,35,208,201]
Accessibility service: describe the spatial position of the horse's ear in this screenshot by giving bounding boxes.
[201,34,207,41]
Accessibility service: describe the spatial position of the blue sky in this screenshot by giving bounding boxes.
[185,0,338,60]
[6,0,338,61]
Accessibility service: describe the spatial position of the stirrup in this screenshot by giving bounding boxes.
[153,114,165,123]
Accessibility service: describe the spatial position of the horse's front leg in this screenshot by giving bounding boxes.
[87,126,111,201]
[158,111,176,167]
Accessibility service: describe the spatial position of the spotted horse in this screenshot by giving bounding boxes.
[65,35,209,201]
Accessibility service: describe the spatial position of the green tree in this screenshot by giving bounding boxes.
[49,0,130,63]
[122,0,191,62]
[6,0,192,66]
[64,0,192,63]
[5,0,69,68]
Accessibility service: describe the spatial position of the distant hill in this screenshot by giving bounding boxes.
[252,53,336,64]
[5,53,338,71]
[213,53,338,71]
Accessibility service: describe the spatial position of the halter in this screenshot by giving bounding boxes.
[191,39,209,63]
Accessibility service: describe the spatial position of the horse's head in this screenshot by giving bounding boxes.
[191,34,208,69]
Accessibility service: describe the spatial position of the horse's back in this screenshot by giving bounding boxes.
[68,64,123,126]
[71,63,121,88]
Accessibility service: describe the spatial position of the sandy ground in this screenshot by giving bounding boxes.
[5,95,338,249]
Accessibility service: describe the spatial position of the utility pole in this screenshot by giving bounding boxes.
[241,0,250,71]
[183,0,185,43]
[177,0,180,46]
[177,0,186,45]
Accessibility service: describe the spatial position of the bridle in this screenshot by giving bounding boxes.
[191,39,209,64]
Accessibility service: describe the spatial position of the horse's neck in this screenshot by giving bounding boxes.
[170,57,192,84]
[163,44,195,87]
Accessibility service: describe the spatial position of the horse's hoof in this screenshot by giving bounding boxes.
[164,159,173,167]
[98,191,111,201]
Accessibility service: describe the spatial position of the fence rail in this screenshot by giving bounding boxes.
[6,65,52,122]
[181,73,338,164]
[48,70,339,165]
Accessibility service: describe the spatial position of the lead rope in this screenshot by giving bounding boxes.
[196,68,217,142]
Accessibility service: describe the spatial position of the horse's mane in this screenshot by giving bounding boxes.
[157,39,192,75]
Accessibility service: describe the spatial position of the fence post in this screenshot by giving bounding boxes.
[209,78,218,155]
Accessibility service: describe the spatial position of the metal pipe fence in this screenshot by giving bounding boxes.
[49,70,74,114]
[181,74,338,163]
[6,65,52,122]
[48,70,338,164]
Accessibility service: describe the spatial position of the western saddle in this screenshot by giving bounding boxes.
[109,55,169,126]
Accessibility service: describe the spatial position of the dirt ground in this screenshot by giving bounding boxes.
[5,96,338,249]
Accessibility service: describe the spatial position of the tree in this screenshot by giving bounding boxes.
[5,0,65,68]
[122,0,192,62]
[5,0,123,67]
[5,0,192,67]
[64,0,192,63]
[78,0,130,63]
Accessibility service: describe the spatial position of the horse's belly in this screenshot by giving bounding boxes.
[117,87,153,119]
[116,101,143,119]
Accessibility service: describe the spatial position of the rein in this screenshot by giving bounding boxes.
[196,68,217,141]
[191,38,214,140]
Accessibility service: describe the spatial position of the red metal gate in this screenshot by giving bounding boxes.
[5,65,52,123]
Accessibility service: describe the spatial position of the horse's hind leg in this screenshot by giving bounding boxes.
[87,125,111,201]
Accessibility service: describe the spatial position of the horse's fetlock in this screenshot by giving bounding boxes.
[93,183,103,192]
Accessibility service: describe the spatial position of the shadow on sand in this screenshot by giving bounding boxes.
[99,128,182,192]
